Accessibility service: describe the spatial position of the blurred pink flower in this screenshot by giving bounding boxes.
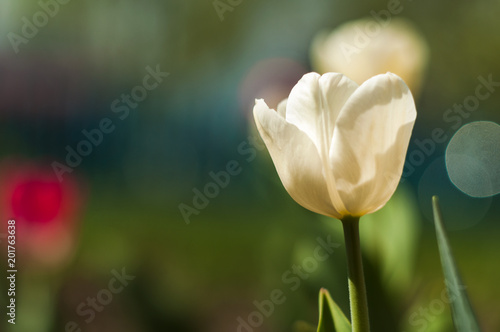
[0,160,85,269]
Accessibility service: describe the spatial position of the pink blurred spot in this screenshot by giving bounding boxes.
[239,57,308,118]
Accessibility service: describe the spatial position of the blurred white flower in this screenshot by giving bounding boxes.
[311,18,429,97]
[253,72,416,219]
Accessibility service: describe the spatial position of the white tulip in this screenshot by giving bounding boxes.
[311,18,429,97]
[254,72,416,220]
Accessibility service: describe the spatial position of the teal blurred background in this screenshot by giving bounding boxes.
[0,0,499,331]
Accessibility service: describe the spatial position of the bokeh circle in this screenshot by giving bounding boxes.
[445,121,500,198]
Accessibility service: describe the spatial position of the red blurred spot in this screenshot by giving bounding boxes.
[11,179,63,224]
[0,159,85,268]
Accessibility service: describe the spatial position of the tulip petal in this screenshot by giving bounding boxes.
[330,73,416,216]
[277,98,287,117]
[286,72,359,159]
[254,99,341,218]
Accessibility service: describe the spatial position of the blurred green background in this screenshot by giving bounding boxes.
[0,0,499,331]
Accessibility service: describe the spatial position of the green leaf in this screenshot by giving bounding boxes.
[432,196,482,332]
[360,185,421,297]
[316,288,352,332]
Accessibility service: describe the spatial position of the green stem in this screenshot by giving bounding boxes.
[342,216,370,332]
